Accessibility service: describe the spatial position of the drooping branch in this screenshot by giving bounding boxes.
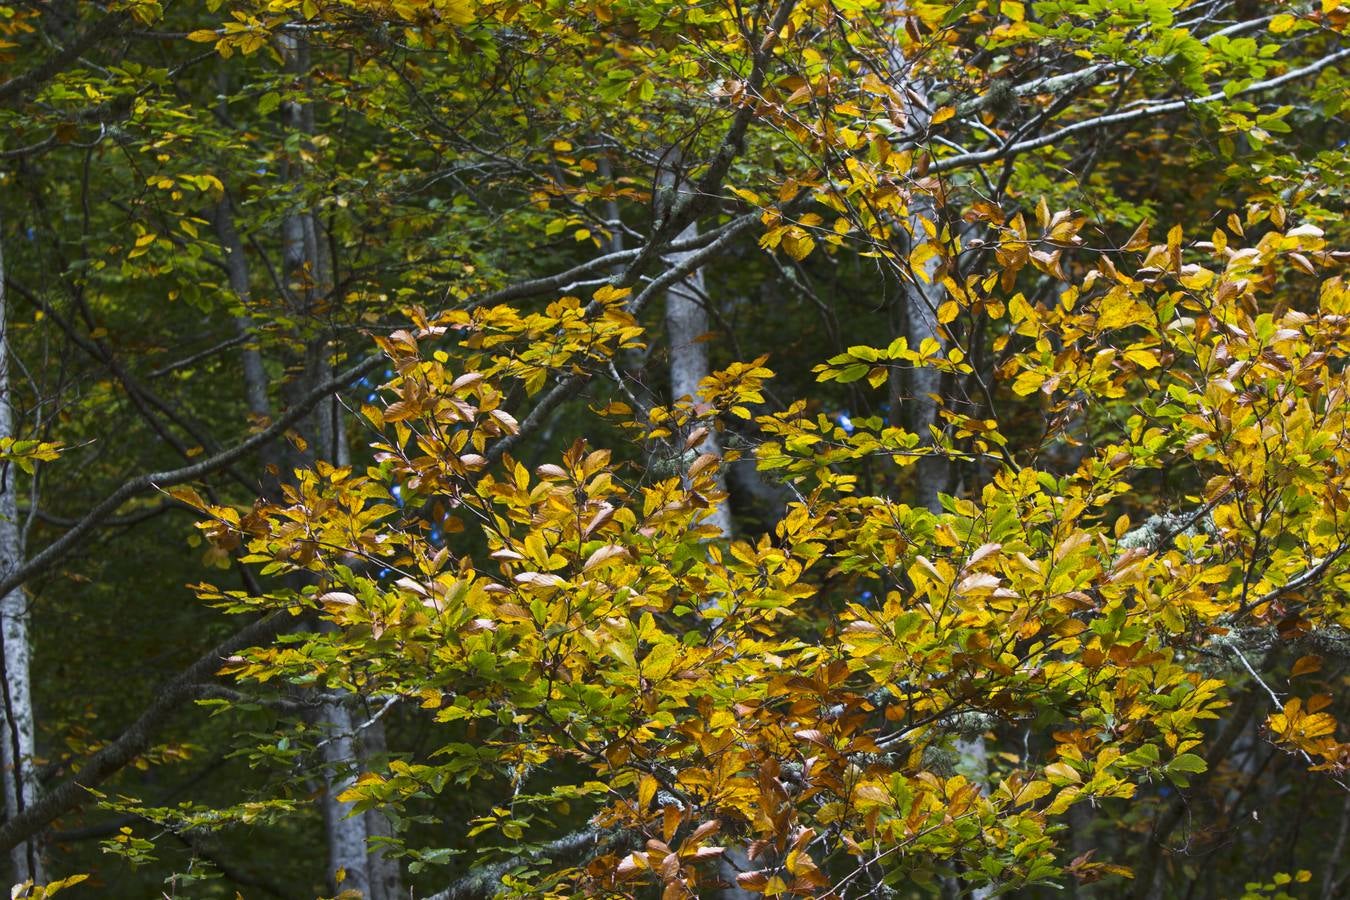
[0,352,386,601]
[0,610,289,853]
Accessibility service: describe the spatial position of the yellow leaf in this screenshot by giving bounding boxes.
[782,230,815,261]
[931,106,955,125]
[1044,761,1081,784]
[441,0,477,25]
[1290,655,1322,678]
[583,544,627,572]
[1123,219,1150,251]
[1098,287,1145,330]
[1124,348,1159,369]
[1269,13,1297,32]
[1012,370,1045,396]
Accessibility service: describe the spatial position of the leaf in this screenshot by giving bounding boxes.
[686,452,720,479]
[1123,219,1151,251]
[966,542,1002,569]
[583,544,628,572]
[318,591,358,609]
[955,572,1000,596]
[1290,655,1322,678]
[513,572,565,589]
[1168,753,1207,774]
[1269,13,1297,32]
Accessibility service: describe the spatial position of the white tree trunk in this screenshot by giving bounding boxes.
[665,224,734,539]
[315,698,371,897]
[878,28,949,513]
[666,233,749,894]
[658,165,746,895]
[358,714,401,900]
[212,197,271,424]
[0,210,44,885]
[895,193,948,514]
[274,31,378,896]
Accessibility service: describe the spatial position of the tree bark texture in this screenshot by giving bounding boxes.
[0,208,45,885]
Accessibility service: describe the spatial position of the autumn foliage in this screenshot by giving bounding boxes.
[0,0,1348,898]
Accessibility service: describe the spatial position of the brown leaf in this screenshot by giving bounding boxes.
[583,544,628,572]
[687,819,721,845]
[685,452,720,480]
[735,870,769,889]
[1290,655,1322,678]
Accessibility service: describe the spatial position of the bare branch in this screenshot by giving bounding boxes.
[931,48,1350,174]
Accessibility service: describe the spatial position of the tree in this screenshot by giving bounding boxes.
[0,0,1347,897]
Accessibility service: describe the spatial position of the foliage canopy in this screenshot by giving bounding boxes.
[0,0,1347,898]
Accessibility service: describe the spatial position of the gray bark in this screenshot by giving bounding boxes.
[658,159,746,895]
[212,197,271,424]
[314,698,370,898]
[663,214,733,538]
[0,208,43,885]
[884,17,982,898]
[893,193,948,514]
[879,47,948,514]
[358,713,400,900]
[274,31,378,895]
[276,29,395,896]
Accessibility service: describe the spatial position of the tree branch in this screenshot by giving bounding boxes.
[485,212,759,464]
[931,48,1350,174]
[0,352,385,600]
[0,610,291,853]
[424,827,630,900]
[0,11,125,106]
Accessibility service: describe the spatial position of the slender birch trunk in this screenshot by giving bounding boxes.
[657,164,750,898]
[275,30,397,896]
[879,43,949,514]
[660,160,734,539]
[892,194,949,513]
[0,209,43,885]
[212,197,271,424]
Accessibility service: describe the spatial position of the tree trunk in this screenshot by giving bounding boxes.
[314,697,370,898]
[276,29,397,896]
[661,211,750,900]
[883,18,982,898]
[272,31,380,895]
[359,712,400,900]
[0,209,44,885]
[212,197,271,424]
[663,216,733,538]
[892,196,949,514]
[655,158,748,895]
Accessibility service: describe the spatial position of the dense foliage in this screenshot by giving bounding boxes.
[0,1,1347,898]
